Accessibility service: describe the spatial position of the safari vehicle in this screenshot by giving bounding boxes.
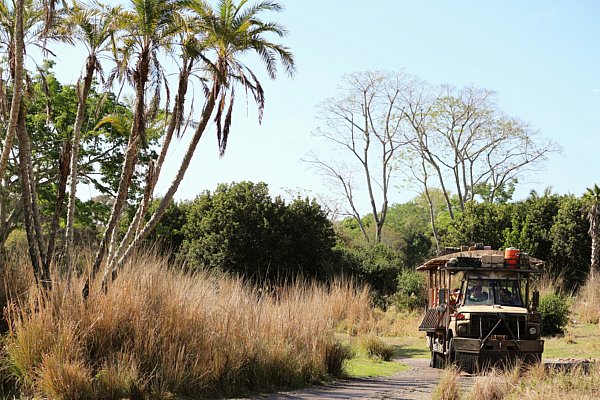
[418,247,544,372]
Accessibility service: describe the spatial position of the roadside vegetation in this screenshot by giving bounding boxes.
[434,361,600,400]
[0,250,373,398]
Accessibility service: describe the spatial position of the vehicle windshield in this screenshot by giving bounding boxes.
[464,279,522,306]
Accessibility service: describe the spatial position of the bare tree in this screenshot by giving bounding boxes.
[400,149,442,251]
[308,71,410,242]
[403,83,560,217]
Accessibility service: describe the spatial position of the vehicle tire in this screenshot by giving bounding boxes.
[447,338,456,364]
[455,351,478,374]
[431,351,447,369]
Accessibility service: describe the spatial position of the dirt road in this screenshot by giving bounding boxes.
[263,358,446,400]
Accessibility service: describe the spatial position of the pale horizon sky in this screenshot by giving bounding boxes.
[53,1,600,214]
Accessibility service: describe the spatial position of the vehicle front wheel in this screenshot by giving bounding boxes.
[455,351,478,373]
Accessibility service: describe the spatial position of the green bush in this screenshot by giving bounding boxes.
[391,292,423,311]
[331,243,402,296]
[538,293,570,336]
[392,270,425,310]
[182,182,336,282]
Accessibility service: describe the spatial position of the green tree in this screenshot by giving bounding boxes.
[548,195,589,289]
[503,194,561,257]
[332,242,402,296]
[441,201,513,249]
[182,182,335,282]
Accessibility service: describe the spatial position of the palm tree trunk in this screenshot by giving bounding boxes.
[108,59,192,270]
[64,57,96,268]
[17,109,46,286]
[45,139,71,273]
[0,0,24,272]
[104,85,218,284]
[84,51,149,298]
[590,205,600,277]
[11,0,49,288]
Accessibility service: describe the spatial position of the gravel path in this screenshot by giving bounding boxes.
[262,358,445,400]
[254,357,587,399]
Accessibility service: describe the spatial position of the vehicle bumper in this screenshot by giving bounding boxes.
[453,337,544,355]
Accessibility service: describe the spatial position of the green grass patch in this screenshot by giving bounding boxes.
[543,322,600,359]
[344,356,409,378]
[383,336,430,359]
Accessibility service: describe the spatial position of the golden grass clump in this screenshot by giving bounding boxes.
[370,306,423,337]
[432,365,462,400]
[466,369,511,400]
[2,252,365,399]
[532,272,564,297]
[573,274,600,324]
[359,334,394,361]
[508,362,600,400]
[460,361,600,400]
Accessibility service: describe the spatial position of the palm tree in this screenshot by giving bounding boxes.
[103,0,295,284]
[0,0,52,286]
[85,0,184,296]
[107,18,201,269]
[63,0,120,269]
[0,0,73,286]
[584,184,600,277]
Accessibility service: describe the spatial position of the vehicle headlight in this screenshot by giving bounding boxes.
[528,326,538,336]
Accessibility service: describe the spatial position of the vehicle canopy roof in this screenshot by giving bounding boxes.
[416,250,544,272]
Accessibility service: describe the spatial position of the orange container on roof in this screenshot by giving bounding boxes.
[505,247,520,268]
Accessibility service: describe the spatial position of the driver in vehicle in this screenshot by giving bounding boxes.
[468,285,488,302]
[499,288,514,304]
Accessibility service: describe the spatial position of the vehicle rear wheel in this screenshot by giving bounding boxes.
[431,351,447,369]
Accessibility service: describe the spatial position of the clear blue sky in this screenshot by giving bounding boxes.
[55,1,600,214]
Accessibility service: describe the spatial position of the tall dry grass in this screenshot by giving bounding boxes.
[432,365,462,400]
[453,362,600,400]
[573,274,600,324]
[1,251,370,399]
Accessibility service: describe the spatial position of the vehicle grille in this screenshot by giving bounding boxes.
[468,313,526,339]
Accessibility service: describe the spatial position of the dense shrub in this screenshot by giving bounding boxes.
[391,269,426,310]
[538,293,570,336]
[182,182,336,282]
[331,243,402,296]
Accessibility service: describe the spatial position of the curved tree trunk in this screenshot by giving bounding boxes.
[104,85,219,285]
[64,56,96,270]
[84,50,149,298]
[108,59,192,269]
[17,109,47,286]
[45,139,71,274]
[11,0,50,287]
